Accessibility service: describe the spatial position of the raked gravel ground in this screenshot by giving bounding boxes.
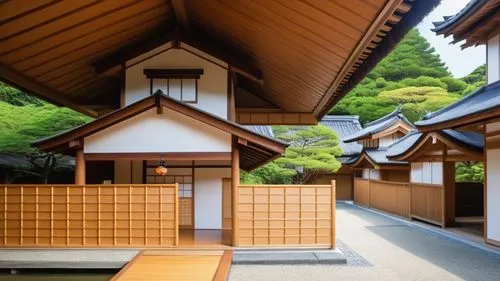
[229,202,500,281]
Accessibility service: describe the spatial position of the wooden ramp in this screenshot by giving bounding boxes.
[111,250,233,281]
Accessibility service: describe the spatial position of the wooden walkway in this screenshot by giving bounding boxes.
[111,250,232,281]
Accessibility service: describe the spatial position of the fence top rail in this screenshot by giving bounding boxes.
[370,179,410,187]
[0,184,178,188]
[354,178,370,182]
[239,184,332,188]
[410,182,444,188]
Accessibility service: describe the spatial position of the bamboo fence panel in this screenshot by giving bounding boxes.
[0,184,178,247]
[237,184,334,247]
[369,180,410,219]
[354,178,370,207]
[410,183,444,226]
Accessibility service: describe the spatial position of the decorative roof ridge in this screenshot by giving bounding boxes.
[431,0,486,33]
[365,105,403,127]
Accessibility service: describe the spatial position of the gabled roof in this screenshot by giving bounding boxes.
[432,0,500,48]
[33,91,288,171]
[320,115,363,157]
[343,106,415,142]
[387,129,484,161]
[416,80,500,131]
[347,148,408,169]
[0,1,441,119]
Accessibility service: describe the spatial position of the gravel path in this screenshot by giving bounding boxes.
[230,202,500,281]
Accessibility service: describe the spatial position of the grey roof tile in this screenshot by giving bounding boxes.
[416,81,500,127]
[320,115,363,156]
[343,106,414,143]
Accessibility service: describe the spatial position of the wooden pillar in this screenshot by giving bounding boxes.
[75,148,86,185]
[443,161,456,228]
[231,136,240,246]
[331,180,336,249]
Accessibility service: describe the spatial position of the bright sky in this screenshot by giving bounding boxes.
[416,0,485,78]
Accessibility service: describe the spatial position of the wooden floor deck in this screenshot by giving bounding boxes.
[111,250,233,281]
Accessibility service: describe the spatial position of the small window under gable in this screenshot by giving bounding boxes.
[144,69,204,103]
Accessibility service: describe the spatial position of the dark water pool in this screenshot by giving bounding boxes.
[0,269,117,281]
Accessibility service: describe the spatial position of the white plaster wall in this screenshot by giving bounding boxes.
[125,47,228,118]
[362,168,370,179]
[369,169,380,180]
[487,33,500,84]
[114,160,143,184]
[486,122,500,243]
[379,135,395,148]
[84,108,231,153]
[194,168,231,229]
[411,162,442,185]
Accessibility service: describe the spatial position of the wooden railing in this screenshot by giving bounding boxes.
[354,178,370,207]
[369,180,410,219]
[0,184,178,247]
[410,183,443,226]
[237,183,335,248]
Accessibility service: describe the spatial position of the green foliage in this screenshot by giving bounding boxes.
[460,64,486,84]
[241,125,343,184]
[0,83,92,154]
[0,82,44,106]
[456,162,484,182]
[378,87,461,122]
[331,29,486,125]
[367,29,449,81]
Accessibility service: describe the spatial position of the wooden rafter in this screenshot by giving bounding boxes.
[171,0,190,28]
[0,64,97,117]
[93,28,263,84]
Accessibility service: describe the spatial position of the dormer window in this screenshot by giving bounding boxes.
[144,69,204,103]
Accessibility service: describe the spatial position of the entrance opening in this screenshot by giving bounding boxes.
[179,229,231,247]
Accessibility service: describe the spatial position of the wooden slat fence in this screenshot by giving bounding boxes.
[369,180,410,219]
[410,183,443,226]
[354,178,370,207]
[237,183,335,247]
[0,184,178,247]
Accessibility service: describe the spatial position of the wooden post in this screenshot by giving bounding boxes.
[443,161,456,228]
[231,136,240,246]
[331,180,336,249]
[75,148,86,185]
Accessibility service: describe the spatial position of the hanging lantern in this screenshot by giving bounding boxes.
[155,156,168,176]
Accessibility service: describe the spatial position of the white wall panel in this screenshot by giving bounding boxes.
[194,168,231,229]
[487,34,500,84]
[431,162,443,185]
[125,47,228,118]
[84,108,231,153]
[411,163,423,183]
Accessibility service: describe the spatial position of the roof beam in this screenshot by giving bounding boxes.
[0,64,97,117]
[93,28,263,83]
[171,0,190,28]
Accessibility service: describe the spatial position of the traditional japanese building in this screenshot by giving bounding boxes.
[342,107,414,218]
[0,3,443,277]
[413,0,500,246]
[306,115,363,200]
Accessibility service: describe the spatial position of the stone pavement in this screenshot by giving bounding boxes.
[229,202,500,281]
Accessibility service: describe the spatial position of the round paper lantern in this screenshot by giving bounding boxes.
[155,165,168,176]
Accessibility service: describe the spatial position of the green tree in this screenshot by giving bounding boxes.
[456,162,484,182]
[242,125,343,184]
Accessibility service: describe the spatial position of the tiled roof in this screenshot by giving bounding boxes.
[387,129,484,158]
[343,106,414,143]
[320,115,363,156]
[416,81,500,128]
[431,0,484,32]
[365,149,408,166]
[244,126,275,139]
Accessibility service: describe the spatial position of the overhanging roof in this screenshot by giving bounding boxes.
[32,91,288,171]
[320,115,363,157]
[0,0,440,119]
[347,149,409,169]
[416,80,500,131]
[432,0,500,49]
[387,129,484,161]
[343,106,414,142]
